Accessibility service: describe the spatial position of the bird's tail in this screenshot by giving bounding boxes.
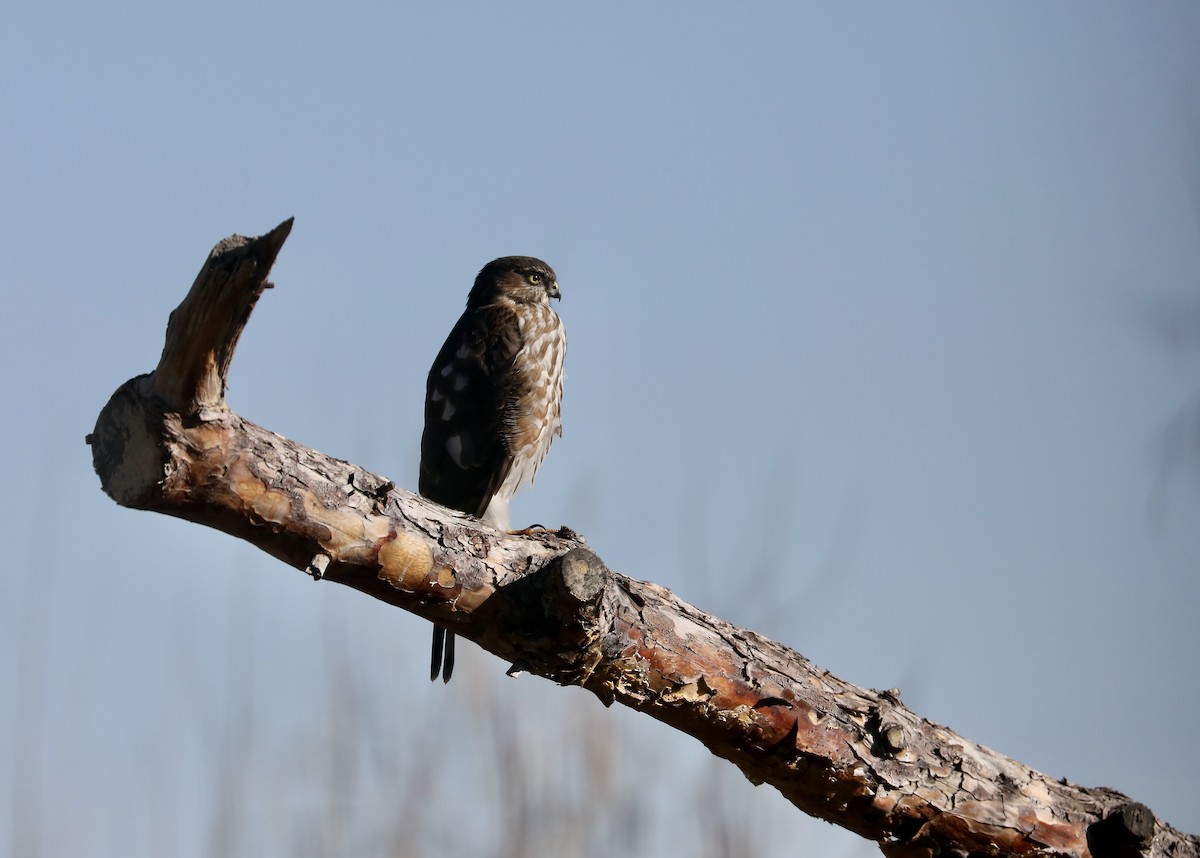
[430,625,455,682]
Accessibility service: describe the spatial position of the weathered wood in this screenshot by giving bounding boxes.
[89,222,1198,858]
[150,218,292,415]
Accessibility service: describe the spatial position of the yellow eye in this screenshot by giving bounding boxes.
[528,273,542,285]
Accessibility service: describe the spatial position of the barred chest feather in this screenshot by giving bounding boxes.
[496,302,565,506]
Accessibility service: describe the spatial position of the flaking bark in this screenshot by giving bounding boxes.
[89,221,1198,858]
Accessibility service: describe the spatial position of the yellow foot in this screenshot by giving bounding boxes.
[508,524,552,536]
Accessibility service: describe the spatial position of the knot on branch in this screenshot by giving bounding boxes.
[476,546,611,684]
[1088,802,1156,858]
[554,546,609,609]
[90,376,171,509]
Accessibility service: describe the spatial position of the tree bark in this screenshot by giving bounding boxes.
[89,221,1198,858]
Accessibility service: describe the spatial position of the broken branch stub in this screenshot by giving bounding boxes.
[150,218,293,415]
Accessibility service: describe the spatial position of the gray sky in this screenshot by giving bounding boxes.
[3,2,1198,854]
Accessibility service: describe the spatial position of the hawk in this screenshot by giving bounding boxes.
[419,256,566,682]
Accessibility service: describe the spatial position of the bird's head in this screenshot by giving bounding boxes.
[468,256,560,308]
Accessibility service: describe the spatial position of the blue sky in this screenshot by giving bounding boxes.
[2,3,1198,854]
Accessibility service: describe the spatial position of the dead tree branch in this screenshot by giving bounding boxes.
[89,221,1197,858]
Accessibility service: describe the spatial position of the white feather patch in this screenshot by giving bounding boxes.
[445,434,465,468]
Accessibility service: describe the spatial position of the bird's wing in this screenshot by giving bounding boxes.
[419,302,524,517]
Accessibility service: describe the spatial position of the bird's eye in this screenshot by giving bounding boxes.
[528,273,542,285]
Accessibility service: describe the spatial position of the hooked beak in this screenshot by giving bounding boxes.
[548,281,562,301]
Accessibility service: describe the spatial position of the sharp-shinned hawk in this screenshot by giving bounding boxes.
[419,256,566,682]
